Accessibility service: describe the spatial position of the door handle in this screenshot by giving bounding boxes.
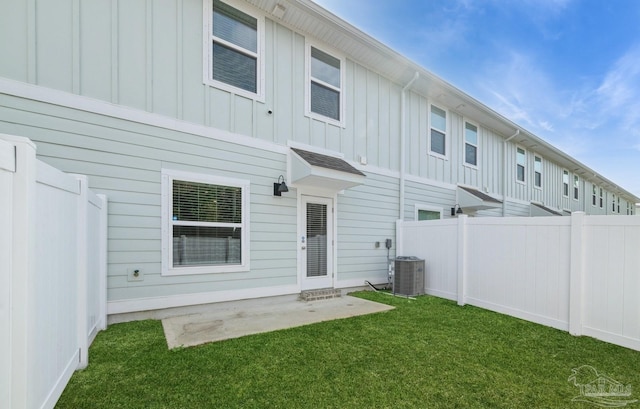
[301,236,306,250]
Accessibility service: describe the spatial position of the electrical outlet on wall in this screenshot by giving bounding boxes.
[127,268,144,282]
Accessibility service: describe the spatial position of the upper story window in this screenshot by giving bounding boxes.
[563,170,569,197]
[162,169,250,276]
[599,187,604,208]
[516,147,526,183]
[534,156,542,188]
[464,122,478,167]
[307,44,344,125]
[592,185,597,206]
[206,0,264,99]
[617,196,621,213]
[573,175,579,200]
[430,105,447,157]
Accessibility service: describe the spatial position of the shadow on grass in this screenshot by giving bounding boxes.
[57,292,640,408]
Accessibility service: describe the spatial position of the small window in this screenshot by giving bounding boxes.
[206,0,263,98]
[573,175,579,200]
[534,156,542,188]
[516,147,526,183]
[162,170,250,275]
[600,187,604,208]
[464,122,478,166]
[592,185,597,207]
[618,197,621,213]
[307,45,343,124]
[430,105,447,156]
[612,194,616,212]
[563,170,569,197]
[415,205,442,221]
[418,210,441,220]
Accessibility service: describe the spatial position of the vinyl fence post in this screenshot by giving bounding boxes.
[569,211,585,336]
[3,136,37,409]
[76,175,89,369]
[0,138,17,408]
[97,194,108,331]
[457,215,468,306]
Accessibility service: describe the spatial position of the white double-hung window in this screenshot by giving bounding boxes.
[430,105,447,156]
[206,0,263,99]
[516,147,526,183]
[534,155,542,188]
[563,170,570,197]
[162,169,250,275]
[307,44,344,124]
[464,122,478,167]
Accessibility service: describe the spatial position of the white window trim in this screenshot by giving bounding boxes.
[305,40,346,128]
[161,168,251,276]
[203,0,265,101]
[562,169,570,198]
[463,119,479,169]
[573,175,579,201]
[516,146,526,185]
[533,155,543,190]
[429,103,449,160]
[592,185,597,207]
[414,204,443,221]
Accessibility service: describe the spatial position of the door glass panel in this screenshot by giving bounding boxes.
[306,203,327,277]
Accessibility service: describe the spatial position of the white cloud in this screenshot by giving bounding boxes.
[595,45,640,135]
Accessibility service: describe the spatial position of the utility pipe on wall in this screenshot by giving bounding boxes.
[502,129,520,216]
[399,72,419,220]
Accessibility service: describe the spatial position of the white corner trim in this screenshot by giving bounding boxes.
[0,78,288,155]
[107,284,301,315]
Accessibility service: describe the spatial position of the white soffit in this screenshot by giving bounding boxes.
[290,148,365,191]
[458,186,502,211]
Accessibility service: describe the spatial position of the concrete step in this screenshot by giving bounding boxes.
[299,288,342,302]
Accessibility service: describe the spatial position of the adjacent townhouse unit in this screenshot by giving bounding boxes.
[1,0,637,316]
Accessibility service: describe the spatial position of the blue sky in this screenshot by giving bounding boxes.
[313,0,640,198]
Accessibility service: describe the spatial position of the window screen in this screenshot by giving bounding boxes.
[172,180,243,267]
[310,47,341,121]
[211,0,258,93]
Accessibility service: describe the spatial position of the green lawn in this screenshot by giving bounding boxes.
[57,292,640,408]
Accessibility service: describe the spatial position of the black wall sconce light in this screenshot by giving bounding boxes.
[451,204,463,216]
[273,175,289,196]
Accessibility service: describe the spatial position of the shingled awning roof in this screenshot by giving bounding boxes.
[530,202,563,217]
[457,186,502,212]
[290,148,365,191]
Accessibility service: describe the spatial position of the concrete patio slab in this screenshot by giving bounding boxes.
[161,295,394,349]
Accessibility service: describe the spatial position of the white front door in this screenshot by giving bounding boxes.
[301,195,334,290]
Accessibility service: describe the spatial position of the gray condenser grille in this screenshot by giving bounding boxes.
[394,256,425,296]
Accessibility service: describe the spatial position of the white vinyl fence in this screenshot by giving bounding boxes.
[397,213,640,351]
[0,134,108,409]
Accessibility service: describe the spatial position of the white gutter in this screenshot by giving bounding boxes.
[399,72,419,220]
[502,129,520,216]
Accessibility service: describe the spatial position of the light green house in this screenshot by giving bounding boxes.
[0,0,637,317]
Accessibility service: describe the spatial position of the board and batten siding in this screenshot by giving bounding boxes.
[0,0,403,173]
[404,94,505,196]
[0,93,300,304]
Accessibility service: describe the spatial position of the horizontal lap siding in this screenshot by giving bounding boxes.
[337,173,399,284]
[0,94,298,302]
[404,180,455,220]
